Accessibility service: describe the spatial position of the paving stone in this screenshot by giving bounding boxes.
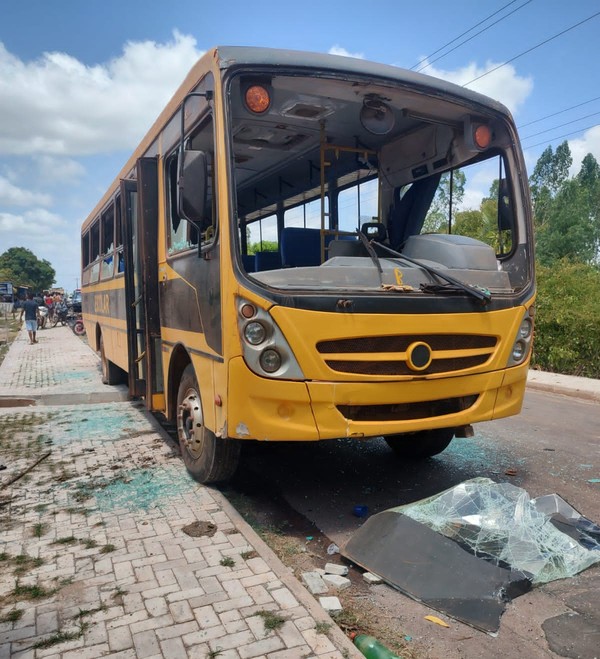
[0,328,356,659]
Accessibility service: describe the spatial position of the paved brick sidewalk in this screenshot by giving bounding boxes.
[0,327,360,658]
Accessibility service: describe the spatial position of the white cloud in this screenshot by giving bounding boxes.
[33,156,86,183]
[0,176,52,206]
[568,125,600,176]
[328,45,365,59]
[0,31,204,156]
[421,61,533,117]
[0,208,66,233]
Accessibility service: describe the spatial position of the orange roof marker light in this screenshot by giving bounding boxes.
[474,123,492,149]
[244,84,271,113]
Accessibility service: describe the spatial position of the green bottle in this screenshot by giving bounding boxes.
[351,633,402,658]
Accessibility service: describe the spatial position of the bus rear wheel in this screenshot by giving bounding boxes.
[176,364,240,484]
[384,428,454,459]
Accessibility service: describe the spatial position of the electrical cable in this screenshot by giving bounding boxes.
[521,110,600,141]
[415,0,533,73]
[463,10,600,86]
[411,0,523,71]
[519,96,600,128]
[526,123,600,150]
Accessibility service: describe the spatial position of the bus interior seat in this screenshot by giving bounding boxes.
[280,227,342,267]
[328,237,362,258]
[254,250,282,271]
[242,254,256,272]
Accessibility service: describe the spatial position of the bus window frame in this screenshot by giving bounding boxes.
[166,112,218,260]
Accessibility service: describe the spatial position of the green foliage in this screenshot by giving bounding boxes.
[423,170,466,233]
[532,261,600,377]
[0,247,55,292]
[248,240,278,255]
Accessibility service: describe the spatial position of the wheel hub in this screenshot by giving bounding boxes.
[177,388,205,458]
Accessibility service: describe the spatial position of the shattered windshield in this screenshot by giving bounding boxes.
[398,478,600,584]
[342,478,600,633]
[229,71,530,293]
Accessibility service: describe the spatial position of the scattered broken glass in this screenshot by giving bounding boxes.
[342,478,600,633]
[398,478,600,584]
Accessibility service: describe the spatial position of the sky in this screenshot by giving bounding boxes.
[1,0,599,291]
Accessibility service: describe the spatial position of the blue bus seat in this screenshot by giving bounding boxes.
[254,251,282,271]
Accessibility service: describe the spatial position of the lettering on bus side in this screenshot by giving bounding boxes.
[94,293,110,315]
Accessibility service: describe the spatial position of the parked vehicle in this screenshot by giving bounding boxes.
[70,290,82,314]
[52,302,69,327]
[67,312,85,336]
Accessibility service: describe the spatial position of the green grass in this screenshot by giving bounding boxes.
[0,609,24,623]
[12,581,55,600]
[32,630,80,649]
[255,610,288,633]
[219,556,235,568]
[100,543,116,554]
[31,522,47,538]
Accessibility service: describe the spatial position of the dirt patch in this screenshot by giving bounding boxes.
[182,520,217,537]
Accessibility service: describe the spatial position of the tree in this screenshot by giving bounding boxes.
[423,170,466,233]
[529,141,573,229]
[0,247,55,292]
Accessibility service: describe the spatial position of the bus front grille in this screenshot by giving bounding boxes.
[317,334,497,376]
[337,395,478,422]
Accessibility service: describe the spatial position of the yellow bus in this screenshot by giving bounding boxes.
[81,46,535,483]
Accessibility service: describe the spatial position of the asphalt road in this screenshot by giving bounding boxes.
[234,388,600,658]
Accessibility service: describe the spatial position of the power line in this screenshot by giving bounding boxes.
[526,123,600,150]
[411,0,523,71]
[415,0,533,73]
[518,95,600,129]
[463,10,600,86]
[521,110,600,140]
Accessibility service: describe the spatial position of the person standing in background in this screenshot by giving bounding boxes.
[19,292,39,344]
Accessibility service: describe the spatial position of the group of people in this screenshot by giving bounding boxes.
[18,291,68,345]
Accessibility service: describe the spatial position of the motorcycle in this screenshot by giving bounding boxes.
[37,306,49,329]
[52,303,69,327]
[67,312,86,336]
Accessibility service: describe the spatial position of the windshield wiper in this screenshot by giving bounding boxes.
[372,241,492,306]
[358,231,383,284]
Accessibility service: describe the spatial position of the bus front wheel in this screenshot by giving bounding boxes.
[384,428,454,459]
[176,364,240,483]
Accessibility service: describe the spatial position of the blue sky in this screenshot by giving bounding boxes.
[1,0,599,290]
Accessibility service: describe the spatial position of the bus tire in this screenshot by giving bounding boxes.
[384,428,454,459]
[100,335,121,385]
[176,364,240,484]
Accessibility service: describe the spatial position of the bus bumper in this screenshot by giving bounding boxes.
[227,357,529,441]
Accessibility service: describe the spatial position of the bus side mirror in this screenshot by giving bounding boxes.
[178,149,207,225]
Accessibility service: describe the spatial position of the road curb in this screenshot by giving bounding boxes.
[527,380,600,403]
[211,488,364,659]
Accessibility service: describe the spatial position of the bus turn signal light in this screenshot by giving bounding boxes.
[474,124,491,149]
[245,85,271,113]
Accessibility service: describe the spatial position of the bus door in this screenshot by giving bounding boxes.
[120,157,164,409]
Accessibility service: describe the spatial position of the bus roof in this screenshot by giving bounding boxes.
[81,46,512,232]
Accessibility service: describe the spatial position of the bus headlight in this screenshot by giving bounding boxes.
[244,321,266,345]
[518,317,533,340]
[507,307,534,367]
[512,340,526,362]
[260,349,281,373]
[237,297,304,380]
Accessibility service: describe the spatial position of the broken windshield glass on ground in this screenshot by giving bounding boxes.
[342,478,600,633]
